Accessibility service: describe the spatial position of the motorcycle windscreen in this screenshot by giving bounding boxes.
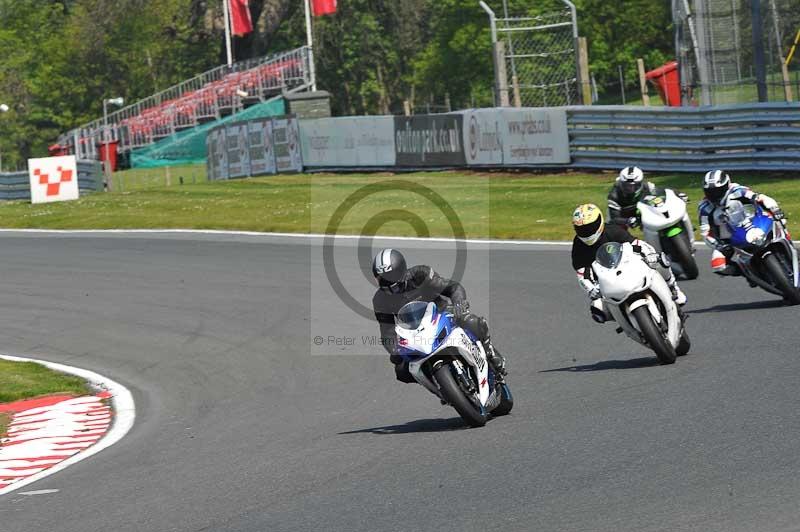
[725,200,755,228]
[642,193,667,208]
[396,301,432,330]
[595,241,624,269]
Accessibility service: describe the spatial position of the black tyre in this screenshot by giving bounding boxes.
[762,253,800,305]
[632,305,677,364]
[670,233,699,280]
[491,383,514,417]
[676,327,691,356]
[434,363,488,427]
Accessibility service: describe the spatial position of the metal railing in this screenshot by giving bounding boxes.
[567,102,800,172]
[58,46,312,159]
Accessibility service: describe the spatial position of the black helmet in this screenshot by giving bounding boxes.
[703,170,731,205]
[372,248,407,292]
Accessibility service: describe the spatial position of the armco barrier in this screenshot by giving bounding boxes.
[299,108,571,171]
[0,161,103,201]
[567,103,800,172]
[208,103,800,178]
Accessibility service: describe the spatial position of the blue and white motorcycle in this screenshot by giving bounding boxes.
[395,301,513,427]
[724,200,800,304]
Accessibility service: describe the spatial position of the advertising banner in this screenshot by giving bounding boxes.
[499,108,570,165]
[273,117,303,173]
[394,114,466,167]
[226,123,250,178]
[247,119,276,176]
[28,155,79,204]
[206,127,227,180]
[463,108,570,166]
[300,116,395,167]
[463,110,504,166]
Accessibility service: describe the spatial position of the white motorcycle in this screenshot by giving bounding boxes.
[592,241,690,364]
[637,189,699,279]
[394,301,513,427]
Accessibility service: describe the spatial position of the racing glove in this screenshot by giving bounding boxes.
[758,194,779,212]
[627,216,640,228]
[450,301,470,322]
[578,276,601,299]
[677,192,689,202]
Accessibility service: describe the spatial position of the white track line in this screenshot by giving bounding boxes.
[0,355,135,496]
[0,228,575,246]
[0,228,710,248]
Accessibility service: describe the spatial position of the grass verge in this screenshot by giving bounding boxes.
[0,168,798,241]
[0,359,90,404]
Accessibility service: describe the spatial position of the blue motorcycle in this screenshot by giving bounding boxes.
[395,301,513,427]
[724,200,800,304]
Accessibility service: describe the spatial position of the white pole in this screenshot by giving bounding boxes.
[304,0,317,91]
[103,99,109,178]
[0,103,6,173]
[223,0,233,66]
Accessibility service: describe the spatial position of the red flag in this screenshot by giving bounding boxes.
[312,0,337,16]
[229,0,253,36]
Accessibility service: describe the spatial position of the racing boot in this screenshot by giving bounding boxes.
[666,275,687,306]
[483,337,507,383]
[590,298,613,323]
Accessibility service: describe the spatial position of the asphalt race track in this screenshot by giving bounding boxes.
[1,232,800,532]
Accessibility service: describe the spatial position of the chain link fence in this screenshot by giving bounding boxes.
[674,0,800,105]
[499,7,579,107]
[482,1,580,108]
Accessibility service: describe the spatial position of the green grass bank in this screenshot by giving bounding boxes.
[0,168,798,241]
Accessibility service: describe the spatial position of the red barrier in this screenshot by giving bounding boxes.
[98,140,119,171]
[646,61,681,107]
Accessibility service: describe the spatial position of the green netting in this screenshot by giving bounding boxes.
[130,97,286,168]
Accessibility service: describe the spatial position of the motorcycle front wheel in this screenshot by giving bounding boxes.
[632,305,677,364]
[762,253,800,305]
[434,363,488,427]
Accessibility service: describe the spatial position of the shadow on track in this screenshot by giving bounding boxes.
[339,417,467,435]
[688,299,786,314]
[540,357,658,373]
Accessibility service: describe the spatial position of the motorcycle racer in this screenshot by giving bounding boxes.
[571,203,687,323]
[371,249,506,384]
[699,170,787,275]
[608,166,688,228]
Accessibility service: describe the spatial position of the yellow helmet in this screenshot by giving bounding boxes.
[572,204,604,245]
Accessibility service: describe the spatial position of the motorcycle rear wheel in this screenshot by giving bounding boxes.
[763,253,800,305]
[491,383,514,417]
[669,233,699,280]
[632,305,677,364]
[434,363,488,428]
[676,327,691,356]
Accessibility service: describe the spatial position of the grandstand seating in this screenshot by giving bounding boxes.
[55,47,311,162]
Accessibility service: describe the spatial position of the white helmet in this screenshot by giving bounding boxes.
[617,166,644,196]
[703,170,731,205]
